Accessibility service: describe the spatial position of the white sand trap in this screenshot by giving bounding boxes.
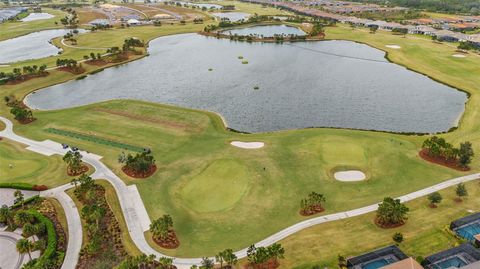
[385,45,401,49]
[452,54,466,58]
[334,170,366,182]
[231,141,264,149]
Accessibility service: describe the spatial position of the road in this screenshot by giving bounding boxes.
[0,116,479,268]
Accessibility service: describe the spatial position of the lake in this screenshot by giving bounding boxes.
[212,12,250,22]
[21,12,54,22]
[0,29,87,63]
[25,33,467,134]
[222,24,306,37]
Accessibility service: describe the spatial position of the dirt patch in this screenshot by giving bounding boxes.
[94,107,200,132]
[122,164,157,178]
[67,164,89,176]
[58,66,86,75]
[300,205,325,216]
[429,203,438,208]
[419,149,470,171]
[246,259,280,269]
[17,118,36,125]
[152,230,180,249]
[85,59,108,66]
[454,197,464,203]
[5,73,49,85]
[374,217,405,229]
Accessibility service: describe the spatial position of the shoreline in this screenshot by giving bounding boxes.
[16,28,471,137]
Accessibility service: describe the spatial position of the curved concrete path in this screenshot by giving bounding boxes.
[1,116,479,268]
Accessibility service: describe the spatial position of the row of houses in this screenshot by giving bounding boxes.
[347,212,480,269]
[341,16,480,44]
[242,0,480,47]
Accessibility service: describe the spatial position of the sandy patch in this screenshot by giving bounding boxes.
[231,141,264,149]
[334,170,366,182]
[385,45,401,49]
[452,54,466,58]
[0,65,9,67]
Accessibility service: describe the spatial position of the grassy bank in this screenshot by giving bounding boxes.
[278,179,480,268]
[1,4,480,261]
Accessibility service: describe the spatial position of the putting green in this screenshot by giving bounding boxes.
[321,139,367,166]
[179,159,250,213]
[0,139,72,187]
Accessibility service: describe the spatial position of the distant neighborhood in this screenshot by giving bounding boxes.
[242,0,480,47]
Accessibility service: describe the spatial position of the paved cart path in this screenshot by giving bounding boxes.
[1,116,479,268]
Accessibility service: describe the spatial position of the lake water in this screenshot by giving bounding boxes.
[0,29,87,63]
[25,33,467,133]
[176,2,223,9]
[223,25,306,37]
[212,12,250,22]
[21,12,54,22]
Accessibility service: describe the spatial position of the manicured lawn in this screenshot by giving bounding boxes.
[0,138,74,187]
[179,159,251,213]
[1,6,480,261]
[278,180,480,268]
[215,1,293,16]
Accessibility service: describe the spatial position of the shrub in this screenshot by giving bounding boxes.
[27,210,57,266]
[0,182,36,190]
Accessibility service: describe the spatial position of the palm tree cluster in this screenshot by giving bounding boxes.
[63,150,84,175]
[150,214,174,242]
[123,38,145,52]
[118,254,174,269]
[56,58,80,69]
[246,243,285,268]
[376,197,409,227]
[120,151,156,175]
[422,136,474,167]
[0,64,47,83]
[215,248,238,268]
[59,8,78,27]
[10,102,34,123]
[0,208,47,261]
[300,192,326,215]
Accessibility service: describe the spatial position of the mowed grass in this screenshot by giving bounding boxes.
[0,138,73,187]
[1,6,480,260]
[179,159,251,213]
[6,100,463,257]
[215,1,293,16]
[0,8,67,41]
[278,180,480,269]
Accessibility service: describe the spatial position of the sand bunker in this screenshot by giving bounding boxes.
[231,141,264,149]
[385,45,401,49]
[334,170,366,181]
[452,54,466,58]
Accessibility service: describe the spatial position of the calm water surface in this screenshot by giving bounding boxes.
[21,12,54,22]
[0,29,87,63]
[212,12,250,22]
[26,33,467,133]
[223,25,306,37]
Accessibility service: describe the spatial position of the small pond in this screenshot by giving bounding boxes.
[222,25,306,37]
[21,12,54,22]
[212,12,250,22]
[0,29,87,63]
[25,33,467,134]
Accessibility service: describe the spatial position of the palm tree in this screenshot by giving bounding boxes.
[0,205,14,227]
[223,248,238,267]
[216,251,225,268]
[14,210,33,227]
[23,223,37,242]
[17,238,34,261]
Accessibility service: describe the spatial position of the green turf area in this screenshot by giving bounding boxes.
[179,159,251,213]
[278,180,480,269]
[1,4,480,262]
[0,8,67,41]
[215,1,293,16]
[0,139,73,187]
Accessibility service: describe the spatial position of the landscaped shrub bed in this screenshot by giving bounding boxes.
[45,128,145,152]
[73,178,127,268]
[0,182,36,190]
[0,196,65,269]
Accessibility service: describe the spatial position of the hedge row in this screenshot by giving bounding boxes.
[0,182,35,190]
[44,127,144,152]
[11,195,41,209]
[28,209,58,266]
